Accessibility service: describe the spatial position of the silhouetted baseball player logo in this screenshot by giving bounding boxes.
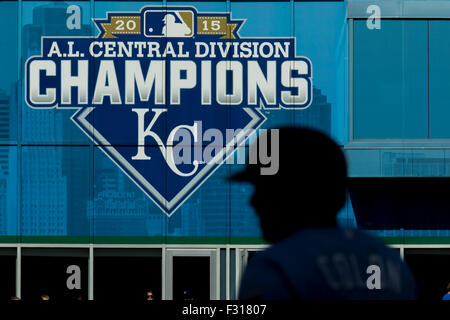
[145,10,193,37]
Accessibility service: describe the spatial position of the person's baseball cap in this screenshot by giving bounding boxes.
[228,127,347,185]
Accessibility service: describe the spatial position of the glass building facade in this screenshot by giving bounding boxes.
[0,0,448,300]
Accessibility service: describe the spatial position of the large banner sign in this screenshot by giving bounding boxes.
[25,6,312,216]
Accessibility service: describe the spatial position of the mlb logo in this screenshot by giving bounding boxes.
[143,9,194,38]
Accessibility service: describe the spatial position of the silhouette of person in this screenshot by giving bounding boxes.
[183,289,194,301]
[162,14,191,37]
[230,127,417,300]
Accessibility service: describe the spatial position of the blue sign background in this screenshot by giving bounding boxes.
[7,1,446,244]
[0,1,348,242]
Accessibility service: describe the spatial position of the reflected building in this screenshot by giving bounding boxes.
[92,191,163,236]
[199,174,228,236]
[164,85,332,237]
[21,3,92,236]
[170,86,333,237]
[0,89,9,143]
[230,183,261,237]
[18,3,334,238]
[0,170,6,234]
[93,191,149,235]
[230,87,332,236]
[180,200,203,236]
[22,3,91,143]
[21,147,68,235]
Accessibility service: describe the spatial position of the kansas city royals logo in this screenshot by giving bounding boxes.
[24,6,312,216]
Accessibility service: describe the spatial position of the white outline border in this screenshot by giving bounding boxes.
[23,5,314,216]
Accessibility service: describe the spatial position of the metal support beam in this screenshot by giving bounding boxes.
[88,245,94,300]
